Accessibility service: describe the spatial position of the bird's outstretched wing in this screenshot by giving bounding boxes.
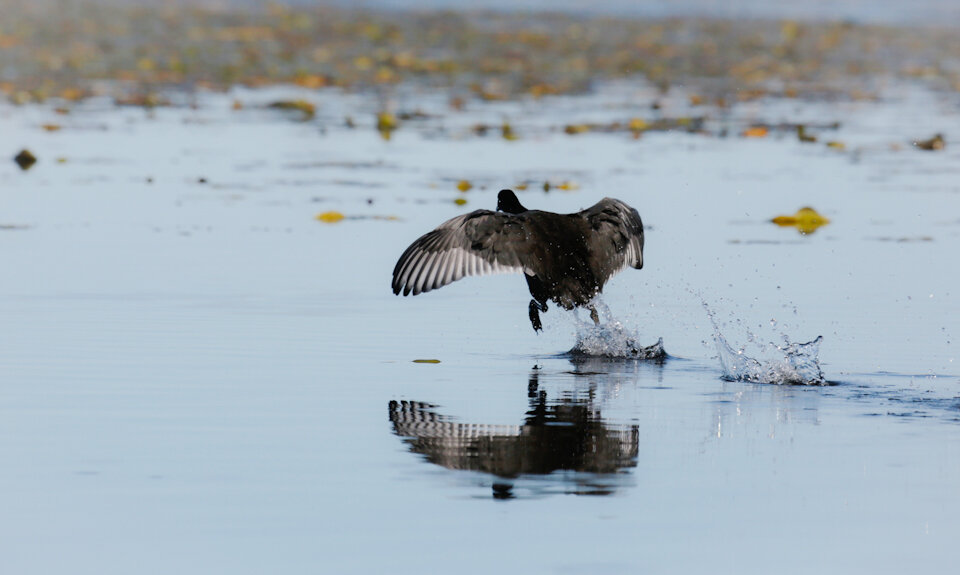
[579,198,645,285]
[392,210,531,296]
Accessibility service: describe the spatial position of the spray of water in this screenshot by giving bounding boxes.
[566,298,666,360]
[702,300,826,385]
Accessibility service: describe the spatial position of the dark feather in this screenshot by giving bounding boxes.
[392,190,645,329]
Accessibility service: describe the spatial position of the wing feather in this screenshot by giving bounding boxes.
[392,209,532,296]
[579,198,645,286]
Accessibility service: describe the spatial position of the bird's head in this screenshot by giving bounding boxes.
[496,189,527,214]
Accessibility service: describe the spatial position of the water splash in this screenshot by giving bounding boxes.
[703,300,826,385]
[714,330,825,385]
[566,299,666,360]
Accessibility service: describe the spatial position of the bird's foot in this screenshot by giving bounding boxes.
[528,299,547,332]
[588,305,600,326]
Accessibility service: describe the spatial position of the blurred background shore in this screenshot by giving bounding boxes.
[3,0,959,105]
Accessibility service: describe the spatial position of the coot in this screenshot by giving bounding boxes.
[392,189,644,332]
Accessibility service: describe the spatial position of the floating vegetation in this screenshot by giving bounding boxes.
[453,198,468,206]
[912,133,945,151]
[13,149,37,170]
[627,118,648,133]
[266,99,316,121]
[771,207,830,235]
[5,4,956,103]
[456,180,472,192]
[376,112,398,140]
[315,211,400,224]
[316,211,346,223]
[563,117,704,137]
[114,93,170,108]
[412,359,441,364]
[742,126,769,138]
[564,124,591,135]
[796,125,817,143]
[542,180,580,192]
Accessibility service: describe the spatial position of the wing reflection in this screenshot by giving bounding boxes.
[389,372,639,498]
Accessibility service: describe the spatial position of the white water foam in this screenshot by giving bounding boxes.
[566,299,666,360]
[702,300,826,385]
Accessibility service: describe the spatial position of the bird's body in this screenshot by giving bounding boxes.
[392,189,644,331]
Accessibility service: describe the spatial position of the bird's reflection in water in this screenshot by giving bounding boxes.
[389,369,640,500]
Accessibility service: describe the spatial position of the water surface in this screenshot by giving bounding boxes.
[2,79,959,573]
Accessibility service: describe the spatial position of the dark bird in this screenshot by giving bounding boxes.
[391,189,644,332]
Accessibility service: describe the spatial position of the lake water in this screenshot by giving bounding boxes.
[2,79,959,573]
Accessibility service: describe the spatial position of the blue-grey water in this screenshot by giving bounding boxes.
[2,79,959,573]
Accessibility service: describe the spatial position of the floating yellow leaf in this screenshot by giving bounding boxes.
[115,93,169,108]
[501,122,517,140]
[41,123,61,132]
[556,181,579,191]
[912,133,945,151]
[771,207,830,235]
[267,99,315,120]
[294,74,330,89]
[59,88,85,102]
[374,66,397,83]
[377,112,398,140]
[316,211,345,223]
[780,20,801,43]
[354,55,374,70]
[456,179,472,192]
[742,126,769,138]
[564,124,591,135]
[529,83,561,98]
[628,117,648,132]
[825,140,846,150]
[412,359,441,363]
[796,125,817,143]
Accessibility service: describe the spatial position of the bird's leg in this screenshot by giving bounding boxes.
[528,300,542,332]
[528,299,548,332]
[588,305,600,326]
